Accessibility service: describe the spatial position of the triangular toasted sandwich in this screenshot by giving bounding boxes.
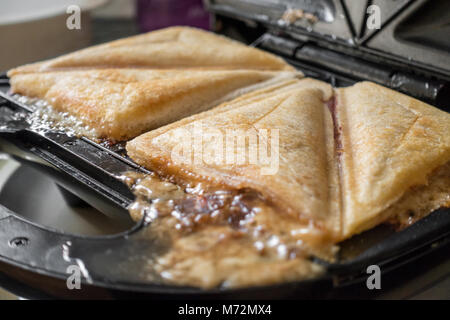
[8,27,297,141]
[336,82,450,238]
[9,69,300,141]
[127,79,341,241]
[8,26,294,75]
[128,80,450,242]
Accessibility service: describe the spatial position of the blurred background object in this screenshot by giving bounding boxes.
[0,0,108,71]
[137,0,209,32]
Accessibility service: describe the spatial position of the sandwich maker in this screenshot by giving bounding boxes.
[0,0,449,299]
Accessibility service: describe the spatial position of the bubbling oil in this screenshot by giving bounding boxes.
[119,171,336,288]
[8,94,99,140]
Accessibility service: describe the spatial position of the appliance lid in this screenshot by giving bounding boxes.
[206,0,450,77]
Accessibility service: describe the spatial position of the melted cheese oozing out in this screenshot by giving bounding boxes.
[386,162,450,228]
[119,159,450,288]
[119,171,333,288]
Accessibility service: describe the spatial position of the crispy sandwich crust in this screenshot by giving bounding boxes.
[8,27,297,141]
[128,81,450,241]
[8,27,294,75]
[336,82,450,238]
[9,69,301,141]
[127,79,342,239]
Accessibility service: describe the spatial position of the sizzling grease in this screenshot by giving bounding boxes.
[119,171,335,288]
[8,94,99,140]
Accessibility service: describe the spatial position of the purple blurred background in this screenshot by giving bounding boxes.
[137,0,210,32]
